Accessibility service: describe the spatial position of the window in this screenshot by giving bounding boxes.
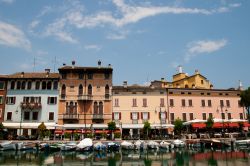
[0,96,3,104]
[182,113,187,121]
[201,80,204,84]
[160,98,165,107]
[209,113,213,118]
[88,84,92,95]
[226,100,230,107]
[99,102,103,114]
[0,109,2,118]
[208,100,212,107]
[114,112,121,120]
[42,81,46,90]
[78,84,83,95]
[221,113,225,119]
[88,73,93,79]
[35,81,40,90]
[189,113,194,120]
[53,81,58,90]
[61,84,66,98]
[169,99,174,107]
[7,112,12,120]
[201,100,205,107]
[131,112,138,120]
[104,73,110,79]
[6,97,15,104]
[27,81,32,90]
[142,112,149,120]
[21,81,26,90]
[47,97,57,104]
[32,112,38,120]
[202,113,206,120]
[49,112,54,121]
[159,112,166,120]
[170,113,175,124]
[61,73,67,79]
[220,100,224,107]
[24,112,30,120]
[132,98,137,107]
[227,113,232,119]
[10,81,15,90]
[16,81,21,90]
[79,73,83,79]
[0,81,4,89]
[188,100,193,107]
[47,81,52,90]
[105,85,109,95]
[238,100,242,107]
[114,98,119,107]
[181,99,185,107]
[239,113,243,119]
[143,98,147,107]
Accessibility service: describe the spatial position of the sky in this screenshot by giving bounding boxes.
[0,0,249,89]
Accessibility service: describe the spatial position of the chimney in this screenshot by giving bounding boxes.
[98,60,101,67]
[21,72,24,78]
[178,65,183,73]
[195,69,199,75]
[108,64,112,68]
[45,69,50,73]
[239,80,243,90]
[63,63,66,66]
[161,78,165,81]
[123,81,127,88]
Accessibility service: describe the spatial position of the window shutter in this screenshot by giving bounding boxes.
[137,112,139,119]
[6,97,8,104]
[141,112,143,119]
[130,113,132,120]
[55,97,57,104]
[148,112,150,119]
[47,97,50,104]
[165,112,167,119]
[112,113,114,120]
[13,97,16,104]
[119,112,121,120]
[159,112,161,119]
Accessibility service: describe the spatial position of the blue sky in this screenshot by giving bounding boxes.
[0,0,249,89]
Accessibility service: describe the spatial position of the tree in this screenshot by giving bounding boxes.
[108,121,116,140]
[206,117,214,138]
[240,87,250,122]
[143,121,151,139]
[0,123,4,140]
[174,118,183,138]
[38,122,47,139]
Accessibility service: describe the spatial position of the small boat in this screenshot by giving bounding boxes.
[61,142,77,151]
[0,141,17,151]
[147,141,159,149]
[94,142,107,151]
[235,139,250,147]
[172,139,185,148]
[40,143,50,151]
[121,141,134,150]
[20,142,37,151]
[76,138,93,151]
[107,142,120,151]
[134,140,147,150]
[50,143,63,152]
[160,141,173,149]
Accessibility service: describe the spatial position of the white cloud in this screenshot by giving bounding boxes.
[0,21,31,51]
[0,0,14,4]
[184,39,227,62]
[107,30,129,40]
[84,44,102,51]
[36,50,48,56]
[29,20,40,29]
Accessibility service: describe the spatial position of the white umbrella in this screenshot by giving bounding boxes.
[183,119,206,125]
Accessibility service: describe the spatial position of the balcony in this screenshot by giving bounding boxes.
[132,119,138,124]
[20,102,42,110]
[62,114,79,120]
[78,94,93,100]
[60,94,66,100]
[104,94,111,100]
[92,114,104,120]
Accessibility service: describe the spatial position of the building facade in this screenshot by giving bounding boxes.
[0,75,7,123]
[3,70,59,138]
[58,61,113,131]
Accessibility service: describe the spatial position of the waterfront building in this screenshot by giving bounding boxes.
[0,75,7,123]
[58,61,113,133]
[2,70,59,138]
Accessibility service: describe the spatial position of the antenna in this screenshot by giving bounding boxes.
[33,56,36,72]
[53,56,57,72]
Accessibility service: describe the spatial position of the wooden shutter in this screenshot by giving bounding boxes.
[119,112,121,120]
[159,112,161,119]
[137,112,139,119]
[130,113,132,119]
[13,97,16,104]
[141,112,143,119]
[148,112,150,119]
[47,97,50,104]
[112,113,114,120]
[55,97,57,104]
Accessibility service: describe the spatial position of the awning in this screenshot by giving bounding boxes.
[55,129,63,134]
[191,123,206,129]
[183,119,206,125]
[63,124,91,129]
[122,124,144,129]
[243,122,250,127]
[2,122,56,129]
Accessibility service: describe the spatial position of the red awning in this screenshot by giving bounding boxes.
[243,122,250,127]
[54,130,63,134]
[228,123,239,128]
[191,123,206,129]
[64,130,72,134]
[213,123,224,128]
[95,130,109,134]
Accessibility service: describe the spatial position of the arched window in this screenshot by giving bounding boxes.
[42,81,46,90]
[88,84,92,95]
[10,81,15,90]
[17,81,21,90]
[99,102,103,114]
[69,101,74,114]
[94,102,98,114]
[185,85,189,88]
[21,81,26,90]
[47,81,52,90]
[79,84,83,95]
[35,81,40,90]
[61,84,66,95]
[105,84,109,94]
[27,81,32,90]
[53,81,58,90]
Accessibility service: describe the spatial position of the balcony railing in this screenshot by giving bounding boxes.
[20,102,42,110]
[104,94,111,100]
[62,114,79,120]
[78,94,93,100]
[92,114,104,119]
[60,94,66,100]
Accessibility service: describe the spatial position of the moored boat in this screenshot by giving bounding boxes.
[76,138,93,151]
[134,140,147,151]
[147,141,159,149]
[61,142,77,151]
[160,141,173,149]
[107,142,120,151]
[172,139,185,148]
[121,141,134,150]
[94,142,107,151]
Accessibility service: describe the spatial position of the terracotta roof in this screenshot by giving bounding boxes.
[58,66,113,72]
[0,75,8,79]
[7,72,60,79]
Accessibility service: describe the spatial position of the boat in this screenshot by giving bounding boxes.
[94,142,107,151]
[134,140,147,150]
[61,142,77,151]
[39,143,50,151]
[147,141,159,149]
[172,139,185,148]
[107,142,120,151]
[121,141,134,150]
[201,139,229,149]
[160,141,173,149]
[235,139,250,147]
[49,143,63,152]
[76,138,93,151]
[0,141,17,151]
[20,142,37,151]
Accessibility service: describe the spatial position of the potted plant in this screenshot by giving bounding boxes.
[73,133,80,141]
[43,130,51,141]
[114,132,121,140]
[64,132,71,141]
[101,132,107,140]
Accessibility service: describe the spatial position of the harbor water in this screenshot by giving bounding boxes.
[0,148,249,166]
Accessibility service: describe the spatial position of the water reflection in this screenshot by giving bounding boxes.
[0,148,249,166]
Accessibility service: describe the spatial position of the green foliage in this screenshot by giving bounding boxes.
[38,122,47,138]
[74,133,80,140]
[174,118,183,136]
[108,121,116,131]
[101,132,107,139]
[44,130,51,137]
[206,117,214,129]
[87,133,94,138]
[143,121,151,139]
[114,132,121,138]
[0,123,4,130]
[64,132,71,139]
[240,87,250,122]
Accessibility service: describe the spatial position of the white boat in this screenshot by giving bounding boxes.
[107,142,120,151]
[134,140,147,150]
[172,139,185,148]
[61,142,77,151]
[20,142,36,151]
[76,138,93,151]
[160,141,173,149]
[121,141,134,150]
[147,140,159,149]
[0,141,17,150]
[94,142,106,151]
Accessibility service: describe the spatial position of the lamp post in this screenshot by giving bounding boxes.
[217,105,228,138]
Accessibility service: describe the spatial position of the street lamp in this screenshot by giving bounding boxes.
[217,105,228,138]
[155,106,166,139]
